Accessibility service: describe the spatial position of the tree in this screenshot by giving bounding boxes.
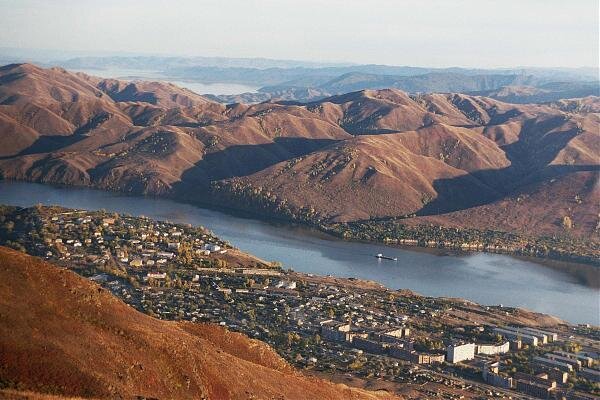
[178,242,193,265]
[314,333,321,345]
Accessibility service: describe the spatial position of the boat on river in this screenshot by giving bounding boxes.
[375,253,398,261]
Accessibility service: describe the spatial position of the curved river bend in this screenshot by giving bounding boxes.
[0,181,597,324]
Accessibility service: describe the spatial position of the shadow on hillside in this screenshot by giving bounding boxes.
[417,164,599,216]
[1,113,113,159]
[417,117,591,216]
[173,137,339,194]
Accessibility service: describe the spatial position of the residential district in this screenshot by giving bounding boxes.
[0,205,598,400]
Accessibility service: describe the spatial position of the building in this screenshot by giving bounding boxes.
[375,328,410,343]
[514,372,556,387]
[446,342,475,363]
[476,341,510,355]
[352,337,387,354]
[129,258,143,267]
[482,362,513,389]
[544,353,582,370]
[320,320,351,342]
[533,356,573,373]
[204,243,221,252]
[389,347,444,364]
[146,272,167,279]
[533,367,569,384]
[382,327,410,339]
[551,351,594,368]
[579,367,600,383]
[493,327,538,346]
[515,379,556,399]
[514,327,558,343]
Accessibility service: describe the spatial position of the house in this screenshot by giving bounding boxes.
[130,258,143,267]
[157,251,175,259]
[204,243,221,252]
[146,272,167,279]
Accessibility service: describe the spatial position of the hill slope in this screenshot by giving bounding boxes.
[0,246,397,400]
[0,63,598,242]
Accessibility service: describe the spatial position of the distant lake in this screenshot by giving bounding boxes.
[69,68,259,95]
[0,181,598,325]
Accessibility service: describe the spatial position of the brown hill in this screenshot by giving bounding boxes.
[0,63,598,239]
[0,246,397,400]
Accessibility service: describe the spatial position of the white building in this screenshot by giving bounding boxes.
[446,342,475,363]
[476,341,510,355]
[147,272,167,279]
[204,243,221,252]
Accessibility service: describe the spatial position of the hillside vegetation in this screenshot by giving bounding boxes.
[0,246,398,400]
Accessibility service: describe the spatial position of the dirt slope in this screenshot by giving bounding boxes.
[0,247,398,400]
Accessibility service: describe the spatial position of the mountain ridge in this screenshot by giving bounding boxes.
[0,63,597,256]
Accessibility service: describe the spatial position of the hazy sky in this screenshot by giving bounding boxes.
[0,0,598,68]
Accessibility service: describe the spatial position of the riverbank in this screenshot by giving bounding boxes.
[2,177,598,267]
[1,180,598,324]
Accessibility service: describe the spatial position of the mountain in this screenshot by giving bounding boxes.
[0,63,598,244]
[0,246,397,399]
[469,82,599,104]
[209,73,598,105]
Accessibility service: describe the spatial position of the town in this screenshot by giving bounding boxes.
[0,204,598,399]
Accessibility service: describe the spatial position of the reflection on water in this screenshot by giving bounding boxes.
[0,181,598,325]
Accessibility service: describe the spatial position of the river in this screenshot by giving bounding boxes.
[0,181,597,324]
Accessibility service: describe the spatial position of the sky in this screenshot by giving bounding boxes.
[0,0,598,68]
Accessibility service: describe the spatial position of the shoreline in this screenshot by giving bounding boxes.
[1,200,597,325]
[1,177,598,271]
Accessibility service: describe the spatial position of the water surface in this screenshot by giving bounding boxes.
[0,181,597,324]
[69,67,258,95]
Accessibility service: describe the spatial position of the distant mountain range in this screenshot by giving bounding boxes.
[3,51,595,104]
[0,63,598,247]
